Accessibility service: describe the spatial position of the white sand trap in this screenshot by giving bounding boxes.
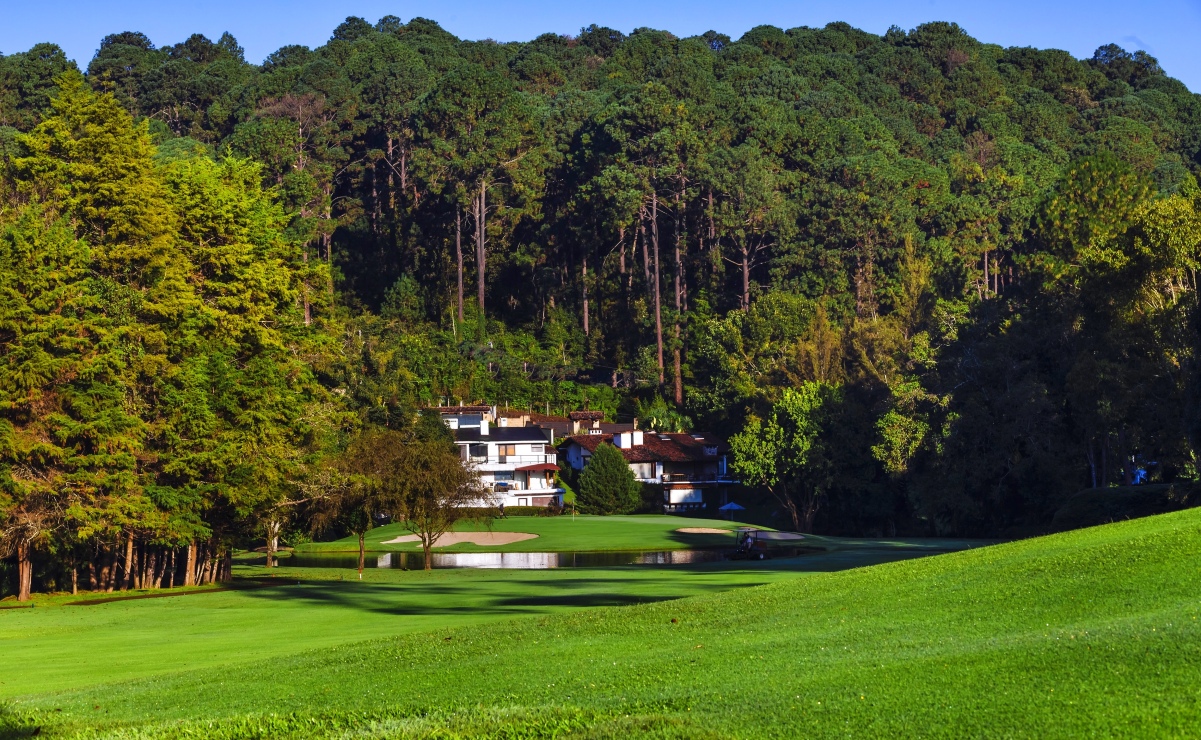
[755,531,805,541]
[380,532,539,547]
[675,527,734,535]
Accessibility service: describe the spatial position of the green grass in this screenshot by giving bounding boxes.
[0,534,953,700]
[4,510,1199,738]
[296,514,755,553]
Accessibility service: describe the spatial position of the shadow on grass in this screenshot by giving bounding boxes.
[226,571,773,617]
[0,702,41,739]
[225,535,986,618]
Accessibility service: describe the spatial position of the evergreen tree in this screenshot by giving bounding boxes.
[577,442,641,515]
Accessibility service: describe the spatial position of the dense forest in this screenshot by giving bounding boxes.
[2,16,1200,597]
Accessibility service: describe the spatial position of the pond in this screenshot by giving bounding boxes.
[285,549,783,570]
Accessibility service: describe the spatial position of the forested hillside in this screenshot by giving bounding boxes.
[2,17,1200,595]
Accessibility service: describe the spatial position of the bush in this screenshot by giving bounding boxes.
[577,442,641,515]
[1051,483,1200,531]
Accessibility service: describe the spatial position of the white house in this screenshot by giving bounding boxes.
[558,431,737,513]
[449,420,564,508]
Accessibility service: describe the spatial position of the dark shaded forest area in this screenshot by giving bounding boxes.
[2,16,1200,597]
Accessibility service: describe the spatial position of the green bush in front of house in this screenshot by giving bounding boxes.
[577,442,642,515]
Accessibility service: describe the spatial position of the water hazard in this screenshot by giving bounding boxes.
[286,549,743,570]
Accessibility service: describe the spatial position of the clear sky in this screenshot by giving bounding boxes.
[1,0,1198,91]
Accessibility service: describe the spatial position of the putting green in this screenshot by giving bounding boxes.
[296,514,751,553]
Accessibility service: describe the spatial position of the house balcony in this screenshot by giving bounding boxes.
[493,482,564,493]
[663,502,708,514]
[659,473,738,485]
[467,454,558,470]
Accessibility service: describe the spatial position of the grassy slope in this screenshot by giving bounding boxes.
[0,565,797,698]
[6,509,1199,738]
[296,514,752,553]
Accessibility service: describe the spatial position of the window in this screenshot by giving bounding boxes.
[498,444,517,456]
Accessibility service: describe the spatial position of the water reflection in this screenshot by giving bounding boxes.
[288,549,741,570]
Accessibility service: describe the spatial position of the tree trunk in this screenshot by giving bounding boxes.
[476,183,487,318]
[456,207,464,323]
[265,520,281,569]
[144,548,158,589]
[582,252,589,336]
[16,539,32,602]
[387,137,395,213]
[166,549,176,589]
[72,566,78,596]
[370,166,379,235]
[422,537,433,571]
[122,531,135,591]
[651,193,664,386]
[741,245,751,310]
[104,541,118,592]
[800,492,820,533]
[673,192,684,406]
[322,230,334,297]
[770,486,801,532]
[707,188,715,255]
[618,226,626,275]
[184,540,197,586]
[640,218,650,285]
[197,544,211,585]
[357,532,365,580]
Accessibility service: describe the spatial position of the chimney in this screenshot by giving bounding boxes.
[480,419,490,436]
[632,431,644,446]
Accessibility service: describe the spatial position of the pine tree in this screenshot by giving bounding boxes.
[577,442,641,515]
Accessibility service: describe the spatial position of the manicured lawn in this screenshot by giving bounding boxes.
[0,537,957,700]
[295,512,987,555]
[5,509,1199,737]
[296,514,754,553]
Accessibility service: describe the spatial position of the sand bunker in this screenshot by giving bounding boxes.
[379,532,539,547]
[675,527,734,535]
[754,531,805,541]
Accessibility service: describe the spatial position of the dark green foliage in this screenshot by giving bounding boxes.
[577,443,641,515]
[1050,483,1200,531]
[4,16,1201,597]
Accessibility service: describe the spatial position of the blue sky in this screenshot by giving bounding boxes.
[2,0,1198,90]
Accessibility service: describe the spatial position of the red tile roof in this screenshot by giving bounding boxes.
[515,463,560,472]
[496,409,571,423]
[568,411,605,421]
[558,432,727,463]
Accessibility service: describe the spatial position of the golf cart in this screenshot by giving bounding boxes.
[732,528,771,560]
[731,528,808,560]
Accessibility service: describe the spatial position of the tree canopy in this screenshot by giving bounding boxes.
[3,16,1201,596]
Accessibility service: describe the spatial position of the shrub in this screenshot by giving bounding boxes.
[577,442,641,515]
